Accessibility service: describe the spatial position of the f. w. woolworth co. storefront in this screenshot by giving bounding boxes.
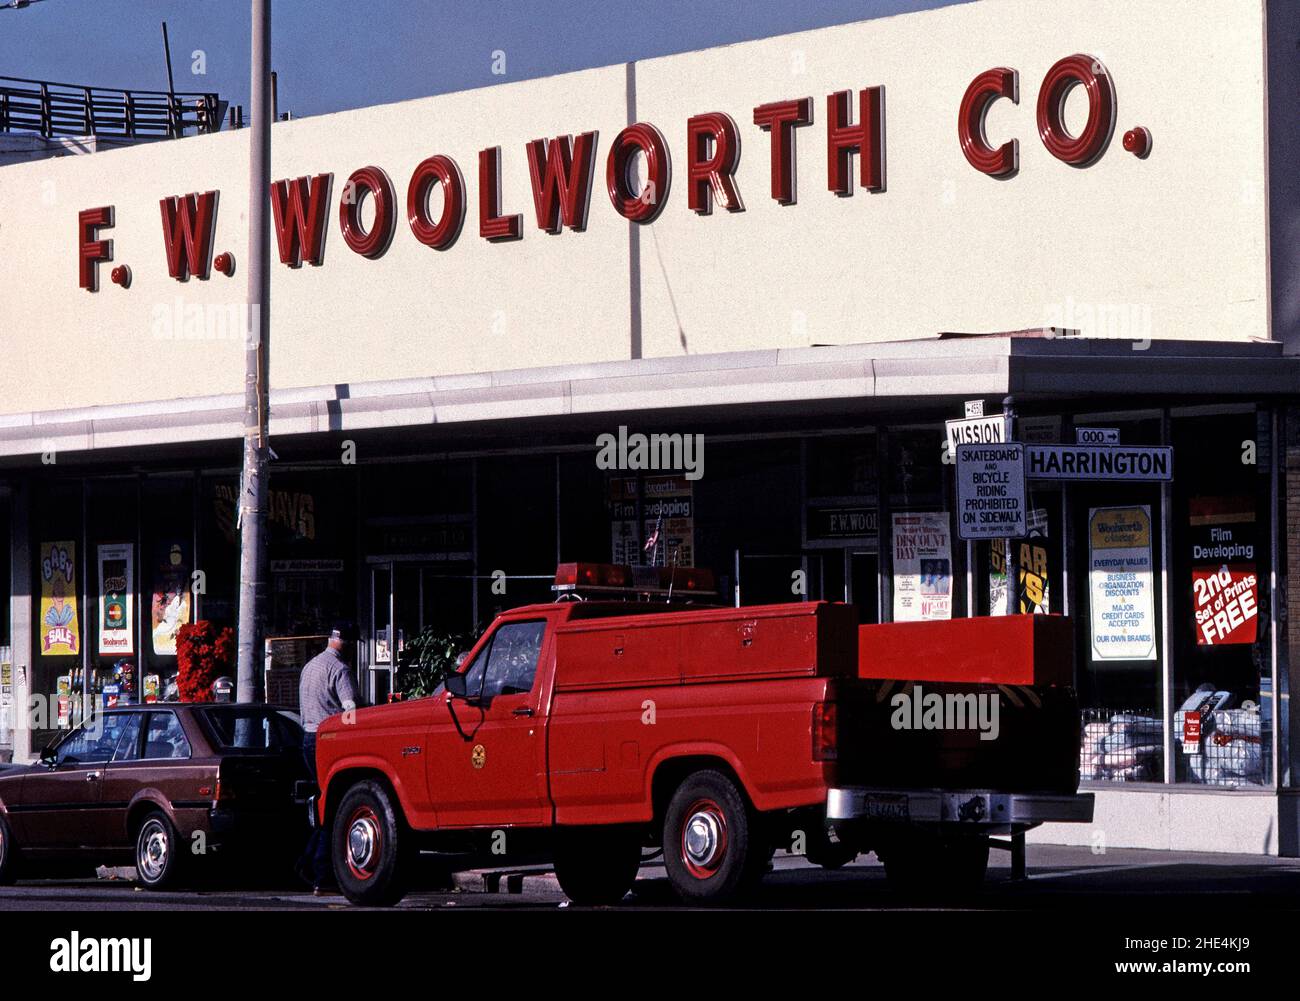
[3,0,1300,856]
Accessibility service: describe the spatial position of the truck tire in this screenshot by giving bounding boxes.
[553,826,641,905]
[663,769,764,905]
[0,813,18,885]
[805,822,859,870]
[135,810,185,890]
[333,780,409,907]
[880,830,989,899]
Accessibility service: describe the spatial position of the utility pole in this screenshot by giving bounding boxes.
[237,0,271,703]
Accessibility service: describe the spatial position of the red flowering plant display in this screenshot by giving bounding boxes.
[176,621,236,703]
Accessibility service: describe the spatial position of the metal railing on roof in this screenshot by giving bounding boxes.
[0,74,221,141]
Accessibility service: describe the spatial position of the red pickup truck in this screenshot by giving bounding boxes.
[314,565,1091,906]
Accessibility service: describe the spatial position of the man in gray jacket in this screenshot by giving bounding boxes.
[297,623,359,893]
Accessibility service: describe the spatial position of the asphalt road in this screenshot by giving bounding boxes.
[3,843,1300,911]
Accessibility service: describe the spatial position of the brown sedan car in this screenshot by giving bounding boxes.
[0,704,308,888]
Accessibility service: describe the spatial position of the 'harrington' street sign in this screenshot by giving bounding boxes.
[1026,444,1173,482]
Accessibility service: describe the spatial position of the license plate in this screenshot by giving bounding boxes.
[862,793,909,822]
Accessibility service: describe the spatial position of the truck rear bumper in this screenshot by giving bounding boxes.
[826,787,1094,829]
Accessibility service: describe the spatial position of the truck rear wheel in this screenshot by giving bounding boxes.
[663,770,764,905]
[553,826,641,905]
[333,780,408,907]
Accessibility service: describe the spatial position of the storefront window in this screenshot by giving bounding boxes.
[886,427,960,622]
[804,434,880,618]
[30,479,84,749]
[477,455,555,617]
[695,439,802,605]
[0,495,14,757]
[141,477,195,703]
[1074,415,1165,784]
[1169,410,1272,787]
[87,478,139,706]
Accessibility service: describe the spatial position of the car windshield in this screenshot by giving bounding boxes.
[196,707,303,753]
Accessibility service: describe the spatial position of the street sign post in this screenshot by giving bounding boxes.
[955,442,1027,541]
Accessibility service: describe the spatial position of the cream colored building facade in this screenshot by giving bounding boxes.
[1,0,1299,857]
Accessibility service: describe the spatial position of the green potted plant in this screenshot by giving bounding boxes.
[395,625,478,700]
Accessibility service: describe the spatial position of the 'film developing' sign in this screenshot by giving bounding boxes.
[955,443,1027,540]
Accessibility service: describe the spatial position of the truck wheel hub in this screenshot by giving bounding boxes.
[347,810,380,876]
[682,800,727,876]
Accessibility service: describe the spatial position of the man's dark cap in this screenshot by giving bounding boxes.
[330,621,358,643]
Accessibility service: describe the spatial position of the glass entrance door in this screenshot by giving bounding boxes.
[368,560,475,704]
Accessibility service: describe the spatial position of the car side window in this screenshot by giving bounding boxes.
[461,640,491,697]
[112,713,144,762]
[56,714,133,766]
[142,712,192,760]
[481,620,546,699]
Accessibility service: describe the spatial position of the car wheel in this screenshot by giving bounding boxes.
[662,769,763,905]
[553,826,641,905]
[332,780,408,906]
[135,810,184,890]
[0,813,18,885]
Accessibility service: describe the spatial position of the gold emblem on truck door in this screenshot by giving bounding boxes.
[471,744,486,769]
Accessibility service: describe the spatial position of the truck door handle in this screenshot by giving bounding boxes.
[512,707,534,717]
[85,771,101,781]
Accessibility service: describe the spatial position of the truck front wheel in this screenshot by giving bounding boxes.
[663,770,764,905]
[553,826,642,905]
[333,780,408,907]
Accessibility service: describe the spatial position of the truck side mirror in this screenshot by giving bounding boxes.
[455,651,469,667]
[445,673,468,699]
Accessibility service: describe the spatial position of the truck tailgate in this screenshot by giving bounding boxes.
[830,678,1082,795]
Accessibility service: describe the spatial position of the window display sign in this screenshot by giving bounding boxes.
[40,541,80,656]
[1088,506,1157,661]
[56,675,72,727]
[151,542,192,656]
[1189,496,1257,646]
[97,543,134,655]
[989,507,1051,615]
[891,512,952,622]
[609,475,694,567]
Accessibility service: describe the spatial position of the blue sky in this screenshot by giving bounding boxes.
[1,0,965,120]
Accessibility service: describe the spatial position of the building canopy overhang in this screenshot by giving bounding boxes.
[0,335,1292,465]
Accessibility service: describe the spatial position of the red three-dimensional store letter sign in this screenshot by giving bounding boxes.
[78,206,114,291]
[826,88,885,196]
[753,98,813,205]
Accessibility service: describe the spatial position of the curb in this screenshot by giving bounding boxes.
[451,868,562,895]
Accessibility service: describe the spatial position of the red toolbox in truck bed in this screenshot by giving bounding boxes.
[858,614,1075,687]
